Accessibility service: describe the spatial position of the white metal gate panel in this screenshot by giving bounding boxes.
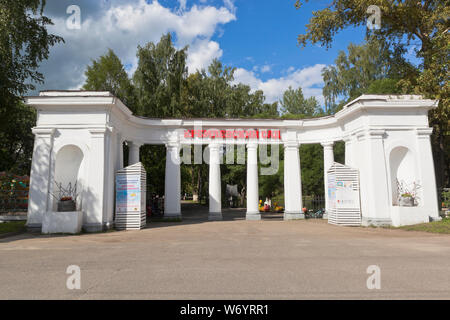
[327,162,361,226]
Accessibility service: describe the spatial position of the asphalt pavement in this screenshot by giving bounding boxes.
[1,203,449,299]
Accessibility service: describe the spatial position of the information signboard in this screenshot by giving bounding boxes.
[116,174,141,213]
[336,180,359,209]
[327,162,361,226]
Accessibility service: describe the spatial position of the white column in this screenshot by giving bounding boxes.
[246,143,260,220]
[164,142,181,218]
[104,127,115,229]
[85,127,109,232]
[208,143,222,220]
[283,141,303,220]
[343,135,353,166]
[359,130,391,226]
[129,141,142,165]
[116,133,124,171]
[321,141,334,219]
[26,128,55,230]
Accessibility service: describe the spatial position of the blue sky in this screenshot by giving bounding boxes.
[213,0,365,80]
[36,0,370,106]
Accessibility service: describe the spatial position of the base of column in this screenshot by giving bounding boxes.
[164,212,182,220]
[361,217,391,227]
[284,212,305,220]
[246,212,261,220]
[208,212,223,221]
[26,223,42,233]
[83,222,113,233]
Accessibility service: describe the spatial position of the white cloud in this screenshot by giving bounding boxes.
[260,65,271,73]
[285,66,295,73]
[179,0,187,11]
[35,0,326,108]
[187,40,223,72]
[35,0,235,92]
[233,64,326,105]
[223,0,236,13]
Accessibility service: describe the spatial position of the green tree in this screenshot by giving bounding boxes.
[300,144,324,196]
[0,0,63,97]
[0,0,63,173]
[295,0,449,188]
[295,0,447,65]
[366,78,402,95]
[133,33,188,118]
[321,38,416,112]
[184,59,277,119]
[0,102,36,174]
[83,49,136,111]
[258,146,284,200]
[131,34,189,196]
[280,86,320,117]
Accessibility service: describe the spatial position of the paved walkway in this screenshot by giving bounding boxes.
[1,203,449,299]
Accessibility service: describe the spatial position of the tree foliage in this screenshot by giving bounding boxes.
[296,0,449,187]
[295,0,448,59]
[184,59,278,118]
[82,49,135,111]
[280,86,321,117]
[133,33,188,118]
[0,0,63,96]
[0,102,36,175]
[322,38,416,111]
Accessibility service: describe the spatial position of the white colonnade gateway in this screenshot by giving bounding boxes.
[25,91,441,232]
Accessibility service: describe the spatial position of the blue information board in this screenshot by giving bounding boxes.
[116,174,141,213]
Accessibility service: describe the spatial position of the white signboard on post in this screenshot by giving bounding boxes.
[327,162,361,226]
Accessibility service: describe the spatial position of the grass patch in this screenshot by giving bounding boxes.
[395,218,450,234]
[0,221,26,235]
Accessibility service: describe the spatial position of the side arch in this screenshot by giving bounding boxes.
[51,143,87,211]
[388,144,419,205]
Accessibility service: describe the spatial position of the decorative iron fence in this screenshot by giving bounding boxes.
[438,188,450,210]
[0,173,29,213]
[302,195,325,211]
[270,194,325,211]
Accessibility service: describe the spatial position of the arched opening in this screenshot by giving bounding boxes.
[389,146,418,205]
[257,144,283,219]
[299,143,324,212]
[53,145,84,211]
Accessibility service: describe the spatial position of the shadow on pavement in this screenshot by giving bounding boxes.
[0,202,286,241]
[144,201,284,230]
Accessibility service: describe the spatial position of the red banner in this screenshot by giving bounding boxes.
[184,129,281,139]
